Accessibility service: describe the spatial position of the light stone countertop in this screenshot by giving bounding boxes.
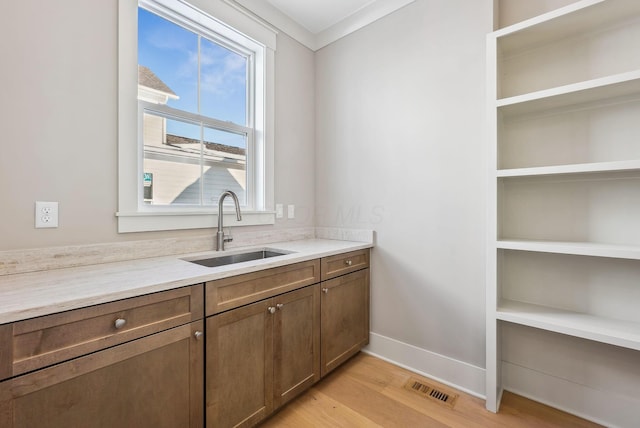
[0,239,372,325]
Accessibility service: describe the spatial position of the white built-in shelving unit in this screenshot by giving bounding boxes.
[487,1,640,425]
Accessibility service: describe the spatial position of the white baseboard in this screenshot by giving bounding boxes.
[364,332,638,427]
[363,332,486,398]
[503,362,638,428]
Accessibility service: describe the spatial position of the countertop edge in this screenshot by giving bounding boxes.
[0,239,373,324]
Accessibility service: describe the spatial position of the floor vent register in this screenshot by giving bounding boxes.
[403,378,459,408]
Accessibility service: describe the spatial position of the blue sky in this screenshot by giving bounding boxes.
[138,7,247,148]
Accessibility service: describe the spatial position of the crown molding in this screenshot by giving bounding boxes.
[231,0,415,51]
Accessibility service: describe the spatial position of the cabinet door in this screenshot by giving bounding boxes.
[273,284,320,408]
[321,269,370,377]
[206,300,274,428]
[0,321,204,428]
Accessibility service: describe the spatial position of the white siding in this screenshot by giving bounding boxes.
[143,158,245,205]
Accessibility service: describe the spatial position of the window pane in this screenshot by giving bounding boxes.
[138,8,247,125]
[200,38,247,125]
[202,127,247,206]
[133,3,261,218]
[143,114,203,205]
[138,8,198,114]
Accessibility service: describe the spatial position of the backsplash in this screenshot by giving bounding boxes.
[315,227,374,243]
[0,227,373,276]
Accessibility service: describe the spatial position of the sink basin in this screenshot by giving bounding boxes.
[185,250,288,268]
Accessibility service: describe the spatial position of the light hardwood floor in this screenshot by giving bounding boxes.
[261,353,602,427]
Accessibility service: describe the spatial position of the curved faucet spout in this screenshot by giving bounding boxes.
[217,190,242,251]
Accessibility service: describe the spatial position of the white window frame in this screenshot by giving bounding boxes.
[117,0,276,233]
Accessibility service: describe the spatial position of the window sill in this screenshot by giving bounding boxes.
[116,210,276,233]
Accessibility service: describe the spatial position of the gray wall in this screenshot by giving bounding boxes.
[1,0,576,380]
[0,0,315,251]
[315,0,493,368]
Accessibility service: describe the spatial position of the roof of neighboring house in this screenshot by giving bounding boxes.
[138,65,177,96]
[166,134,246,157]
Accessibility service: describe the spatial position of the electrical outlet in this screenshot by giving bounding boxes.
[276,203,283,219]
[287,204,295,219]
[35,201,59,228]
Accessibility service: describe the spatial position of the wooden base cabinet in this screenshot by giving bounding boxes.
[320,268,370,377]
[206,284,320,428]
[0,250,370,427]
[0,320,205,428]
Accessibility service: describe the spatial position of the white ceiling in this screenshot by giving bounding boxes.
[266,0,375,34]
[231,0,415,51]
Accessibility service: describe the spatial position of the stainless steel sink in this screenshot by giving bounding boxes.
[185,250,288,268]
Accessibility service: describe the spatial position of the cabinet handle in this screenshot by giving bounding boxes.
[345,260,353,266]
[268,306,276,314]
[194,331,204,340]
[276,303,284,310]
[322,288,329,294]
[114,318,126,329]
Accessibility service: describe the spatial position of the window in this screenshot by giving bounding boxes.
[118,0,276,232]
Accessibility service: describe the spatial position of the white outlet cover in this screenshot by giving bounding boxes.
[276,203,283,219]
[287,204,295,219]
[35,201,59,228]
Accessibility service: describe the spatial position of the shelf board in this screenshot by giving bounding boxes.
[497,299,640,351]
[496,160,640,178]
[496,240,640,260]
[496,70,640,117]
[495,0,640,54]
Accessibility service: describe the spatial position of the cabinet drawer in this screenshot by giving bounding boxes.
[206,260,320,315]
[0,284,203,380]
[320,249,370,281]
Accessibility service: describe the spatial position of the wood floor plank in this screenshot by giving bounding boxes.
[379,381,493,428]
[346,354,507,428]
[314,367,450,427]
[260,353,603,428]
[498,392,602,428]
[328,353,396,393]
[262,388,383,428]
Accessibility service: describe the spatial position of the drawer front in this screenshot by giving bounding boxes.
[2,284,203,379]
[206,260,320,315]
[320,249,370,281]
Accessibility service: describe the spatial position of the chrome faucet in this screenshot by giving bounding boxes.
[217,190,242,251]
